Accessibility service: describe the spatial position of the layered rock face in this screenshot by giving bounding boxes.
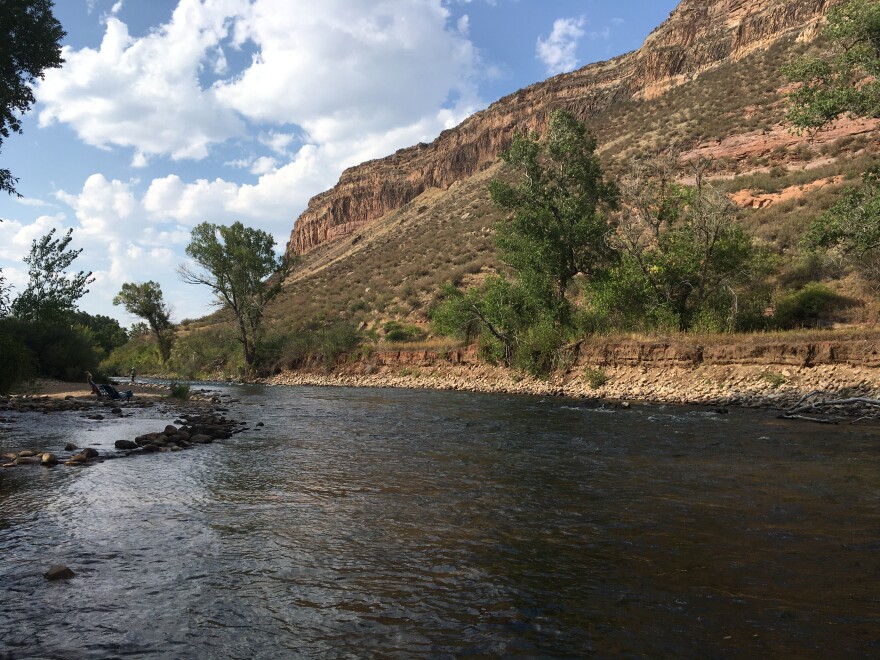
[287,0,840,257]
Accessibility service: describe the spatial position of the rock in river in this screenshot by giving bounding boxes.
[44,565,75,580]
[115,440,138,450]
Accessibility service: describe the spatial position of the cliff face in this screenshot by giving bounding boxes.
[287,0,839,257]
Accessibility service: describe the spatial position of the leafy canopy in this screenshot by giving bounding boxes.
[805,165,880,283]
[10,227,93,323]
[114,281,174,363]
[488,108,619,322]
[783,0,880,130]
[179,221,289,368]
[1,0,65,196]
[607,156,761,332]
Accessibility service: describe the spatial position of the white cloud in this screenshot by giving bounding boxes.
[536,17,586,75]
[15,196,53,208]
[37,2,248,161]
[259,131,297,155]
[250,157,278,175]
[36,0,481,168]
[0,214,66,260]
[58,174,139,241]
[214,0,480,143]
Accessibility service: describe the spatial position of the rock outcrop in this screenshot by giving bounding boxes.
[287,0,843,256]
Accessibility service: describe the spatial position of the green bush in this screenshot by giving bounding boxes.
[2,319,100,382]
[771,283,847,329]
[169,382,191,400]
[383,320,424,342]
[584,367,608,389]
[513,319,568,377]
[101,333,166,376]
[170,328,242,379]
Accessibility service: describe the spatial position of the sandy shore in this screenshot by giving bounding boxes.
[8,378,168,401]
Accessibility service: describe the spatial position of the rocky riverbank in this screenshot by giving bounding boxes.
[1,380,252,469]
[265,335,880,417]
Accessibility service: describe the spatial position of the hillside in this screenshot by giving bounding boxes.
[258,0,878,337]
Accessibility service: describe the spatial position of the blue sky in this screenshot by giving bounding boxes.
[0,0,679,326]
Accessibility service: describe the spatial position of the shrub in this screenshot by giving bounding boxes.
[0,324,36,393]
[513,319,569,377]
[383,320,424,342]
[771,283,848,329]
[584,367,608,389]
[761,371,786,388]
[169,382,191,400]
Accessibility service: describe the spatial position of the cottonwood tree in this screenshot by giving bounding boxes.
[488,109,619,325]
[783,0,880,131]
[1,0,65,196]
[432,110,618,374]
[114,281,174,363]
[179,221,289,370]
[606,156,758,332]
[11,227,93,323]
[784,0,880,286]
[806,165,880,285]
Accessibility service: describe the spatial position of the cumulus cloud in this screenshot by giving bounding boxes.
[214,0,480,144]
[37,2,248,161]
[36,0,481,167]
[536,17,586,75]
[0,214,66,261]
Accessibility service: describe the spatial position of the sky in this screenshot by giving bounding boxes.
[0,0,680,328]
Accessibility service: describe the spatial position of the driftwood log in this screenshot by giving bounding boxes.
[779,390,880,424]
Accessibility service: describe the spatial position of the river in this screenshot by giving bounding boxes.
[1,385,878,657]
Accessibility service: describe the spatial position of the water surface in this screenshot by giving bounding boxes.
[1,386,878,657]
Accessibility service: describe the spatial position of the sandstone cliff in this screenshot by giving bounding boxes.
[287,0,842,257]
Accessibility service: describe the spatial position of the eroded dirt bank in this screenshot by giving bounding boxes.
[266,336,880,411]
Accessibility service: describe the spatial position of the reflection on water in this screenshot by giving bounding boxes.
[1,387,879,657]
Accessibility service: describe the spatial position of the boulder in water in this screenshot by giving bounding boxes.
[115,440,138,450]
[44,565,75,580]
[64,443,78,451]
[41,453,59,466]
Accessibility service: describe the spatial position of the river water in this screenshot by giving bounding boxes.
[1,385,878,657]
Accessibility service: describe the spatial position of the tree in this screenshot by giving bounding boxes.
[1,0,66,196]
[805,165,880,284]
[783,0,880,131]
[179,221,289,369]
[10,227,93,323]
[72,311,128,354]
[488,108,619,325]
[784,0,880,285]
[113,281,174,363]
[606,156,760,332]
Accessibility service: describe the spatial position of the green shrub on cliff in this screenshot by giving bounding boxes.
[771,283,850,329]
